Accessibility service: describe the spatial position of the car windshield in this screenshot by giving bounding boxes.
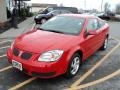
[39,16,85,35]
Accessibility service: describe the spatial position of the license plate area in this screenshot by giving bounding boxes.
[12,60,22,71]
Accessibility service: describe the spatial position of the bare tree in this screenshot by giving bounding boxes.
[116,3,120,14]
[104,2,110,13]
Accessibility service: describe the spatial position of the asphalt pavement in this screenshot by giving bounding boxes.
[109,21,120,40]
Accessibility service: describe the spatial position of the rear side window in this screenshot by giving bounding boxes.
[87,19,99,31]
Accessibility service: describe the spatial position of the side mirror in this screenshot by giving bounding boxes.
[87,30,97,35]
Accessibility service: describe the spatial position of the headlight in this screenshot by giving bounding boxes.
[35,15,40,18]
[10,41,15,50]
[38,50,64,62]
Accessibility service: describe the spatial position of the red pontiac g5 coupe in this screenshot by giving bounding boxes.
[7,14,109,78]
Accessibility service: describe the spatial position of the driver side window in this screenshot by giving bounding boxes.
[87,19,99,31]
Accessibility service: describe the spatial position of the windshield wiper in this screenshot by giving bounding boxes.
[37,27,46,30]
[48,30,64,34]
[37,28,64,34]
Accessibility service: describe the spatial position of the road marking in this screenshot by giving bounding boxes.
[0,40,12,44]
[0,46,10,50]
[0,66,12,73]
[70,42,120,88]
[0,54,7,58]
[67,69,120,90]
[8,77,37,90]
[111,37,120,42]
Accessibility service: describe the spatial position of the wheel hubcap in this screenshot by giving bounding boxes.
[71,57,80,75]
[104,39,108,49]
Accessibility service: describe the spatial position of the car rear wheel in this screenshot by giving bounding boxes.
[64,53,81,78]
[100,38,108,50]
[41,18,47,24]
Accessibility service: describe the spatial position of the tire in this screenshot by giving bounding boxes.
[64,53,82,78]
[35,21,39,24]
[100,38,108,50]
[41,18,47,24]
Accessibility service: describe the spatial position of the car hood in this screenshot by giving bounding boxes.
[14,30,78,53]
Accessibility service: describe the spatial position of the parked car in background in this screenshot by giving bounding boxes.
[96,13,110,20]
[7,14,109,78]
[34,10,72,24]
[96,12,115,21]
[38,6,78,14]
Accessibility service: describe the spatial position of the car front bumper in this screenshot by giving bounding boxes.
[7,48,68,78]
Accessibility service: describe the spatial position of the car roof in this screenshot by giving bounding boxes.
[60,14,98,19]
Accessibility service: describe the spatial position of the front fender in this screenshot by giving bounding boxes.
[65,45,84,68]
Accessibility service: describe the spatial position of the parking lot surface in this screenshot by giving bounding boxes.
[0,21,120,90]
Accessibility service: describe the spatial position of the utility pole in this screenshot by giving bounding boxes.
[101,0,103,12]
[18,0,21,17]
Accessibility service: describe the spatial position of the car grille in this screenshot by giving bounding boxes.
[13,48,19,56]
[21,52,32,60]
[13,48,32,60]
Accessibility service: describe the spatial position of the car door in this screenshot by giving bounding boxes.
[96,19,108,48]
[81,18,100,59]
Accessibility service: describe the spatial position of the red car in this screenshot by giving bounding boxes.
[7,14,109,78]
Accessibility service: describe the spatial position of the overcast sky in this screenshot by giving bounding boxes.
[29,0,120,11]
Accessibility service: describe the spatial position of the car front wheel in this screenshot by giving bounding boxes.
[41,18,47,24]
[64,53,81,78]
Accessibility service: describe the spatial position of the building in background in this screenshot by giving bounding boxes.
[31,3,57,12]
[0,0,31,23]
[6,0,14,10]
[0,0,72,23]
[0,0,7,23]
